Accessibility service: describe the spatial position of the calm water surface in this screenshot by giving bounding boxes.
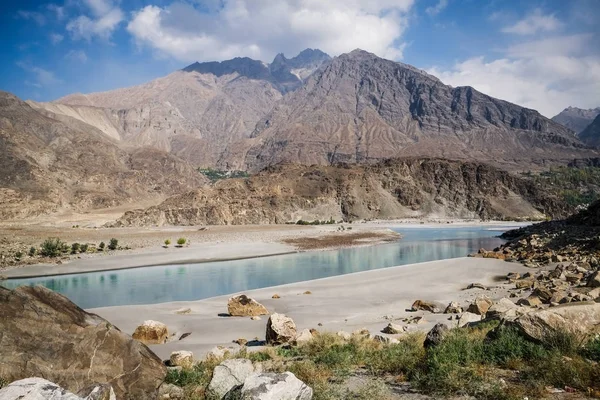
[2,226,514,308]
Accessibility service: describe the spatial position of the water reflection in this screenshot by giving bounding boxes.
[2,227,509,309]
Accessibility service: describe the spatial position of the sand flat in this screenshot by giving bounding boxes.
[91,257,528,360]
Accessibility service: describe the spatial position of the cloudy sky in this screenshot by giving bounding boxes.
[1,0,599,117]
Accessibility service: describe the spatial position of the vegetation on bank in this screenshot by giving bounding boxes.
[522,166,600,207]
[199,168,249,183]
[166,322,600,400]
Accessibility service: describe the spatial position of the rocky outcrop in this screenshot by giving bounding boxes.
[208,359,260,399]
[228,295,269,317]
[240,372,313,400]
[411,300,445,313]
[0,378,90,400]
[579,114,600,147]
[132,320,169,345]
[114,158,568,226]
[0,286,166,400]
[424,323,449,348]
[509,302,600,343]
[266,313,297,345]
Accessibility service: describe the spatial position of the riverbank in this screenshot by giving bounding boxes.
[91,257,529,360]
[0,225,401,278]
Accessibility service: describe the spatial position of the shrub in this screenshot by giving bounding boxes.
[28,246,36,257]
[71,243,80,254]
[80,243,89,253]
[164,239,171,247]
[14,251,23,260]
[177,237,186,246]
[582,336,600,361]
[108,238,118,251]
[98,242,105,251]
[40,238,66,257]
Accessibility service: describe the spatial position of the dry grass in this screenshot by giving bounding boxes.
[283,231,399,250]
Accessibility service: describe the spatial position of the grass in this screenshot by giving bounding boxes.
[164,326,600,400]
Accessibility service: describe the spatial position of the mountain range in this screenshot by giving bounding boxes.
[29,48,597,173]
[552,106,600,136]
[2,48,600,220]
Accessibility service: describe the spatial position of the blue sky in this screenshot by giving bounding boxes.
[1,0,599,117]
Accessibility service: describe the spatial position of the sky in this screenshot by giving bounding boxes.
[1,0,599,118]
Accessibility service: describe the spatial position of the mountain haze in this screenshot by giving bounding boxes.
[552,106,600,135]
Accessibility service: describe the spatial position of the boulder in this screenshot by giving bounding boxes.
[424,323,449,348]
[444,301,463,314]
[588,287,600,300]
[0,378,84,400]
[457,312,481,327]
[241,372,313,400]
[382,322,405,334]
[336,331,351,340]
[266,313,297,345]
[517,296,542,307]
[294,329,314,344]
[208,359,260,399]
[228,295,269,317]
[132,320,169,345]
[373,335,399,344]
[170,351,194,369]
[515,279,535,289]
[77,384,116,400]
[510,302,600,343]
[207,346,230,360]
[410,300,444,313]
[0,286,165,400]
[158,383,184,400]
[486,298,518,320]
[588,271,600,288]
[467,296,493,315]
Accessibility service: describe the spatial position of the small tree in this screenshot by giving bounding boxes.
[80,243,89,253]
[28,246,37,257]
[40,238,65,258]
[108,238,118,251]
[177,237,186,247]
[98,242,105,251]
[71,243,80,254]
[164,239,171,247]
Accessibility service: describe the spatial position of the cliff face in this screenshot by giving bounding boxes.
[552,106,600,135]
[578,114,600,148]
[114,158,566,227]
[238,50,591,172]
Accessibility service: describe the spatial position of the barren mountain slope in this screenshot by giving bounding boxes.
[552,106,600,135]
[578,114,600,147]
[236,50,594,172]
[0,91,207,219]
[114,158,566,227]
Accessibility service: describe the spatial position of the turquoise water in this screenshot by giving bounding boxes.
[2,226,513,309]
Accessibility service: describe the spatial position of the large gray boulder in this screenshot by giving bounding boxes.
[241,372,313,400]
[0,378,116,400]
[510,302,600,343]
[424,323,449,348]
[208,359,260,399]
[0,286,166,400]
[266,313,297,345]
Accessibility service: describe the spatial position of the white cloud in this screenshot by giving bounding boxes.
[65,50,88,63]
[427,34,600,118]
[67,0,123,40]
[502,8,562,35]
[50,33,64,45]
[426,0,448,16]
[47,4,66,21]
[127,0,414,63]
[17,62,63,87]
[17,10,46,26]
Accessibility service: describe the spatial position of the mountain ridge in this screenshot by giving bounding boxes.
[552,106,600,135]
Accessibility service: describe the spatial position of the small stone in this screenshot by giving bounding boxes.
[424,323,449,348]
[272,294,281,299]
[250,316,262,321]
[587,271,600,288]
[158,383,184,400]
[174,307,191,315]
[132,320,168,345]
[207,346,230,360]
[336,331,352,340]
[294,329,314,344]
[457,312,481,328]
[234,338,248,346]
[303,291,312,295]
[515,279,534,289]
[228,295,269,317]
[382,322,404,334]
[444,301,463,314]
[411,300,444,313]
[352,328,371,337]
[170,351,194,369]
[517,296,542,307]
[266,313,297,345]
[241,372,312,400]
[467,296,493,315]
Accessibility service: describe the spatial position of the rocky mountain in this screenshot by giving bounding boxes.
[552,106,600,135]
[578,114,600,148]
[0,91,207,219]
[28,49,330,167]
[236,49,594,172]
[114,158,567,227]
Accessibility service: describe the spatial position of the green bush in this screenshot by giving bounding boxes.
[80,243,89,253]
[40,238,66,257]
[582,336,600,361]
[177,237,186,246]
[28,246,36,257]
[71,243,80,254]
[164,239,171,247]
[98,242,105,251]
[108,238,118,251]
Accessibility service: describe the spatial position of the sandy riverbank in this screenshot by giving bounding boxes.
[91,257,529,361]
[1,224,401,277]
